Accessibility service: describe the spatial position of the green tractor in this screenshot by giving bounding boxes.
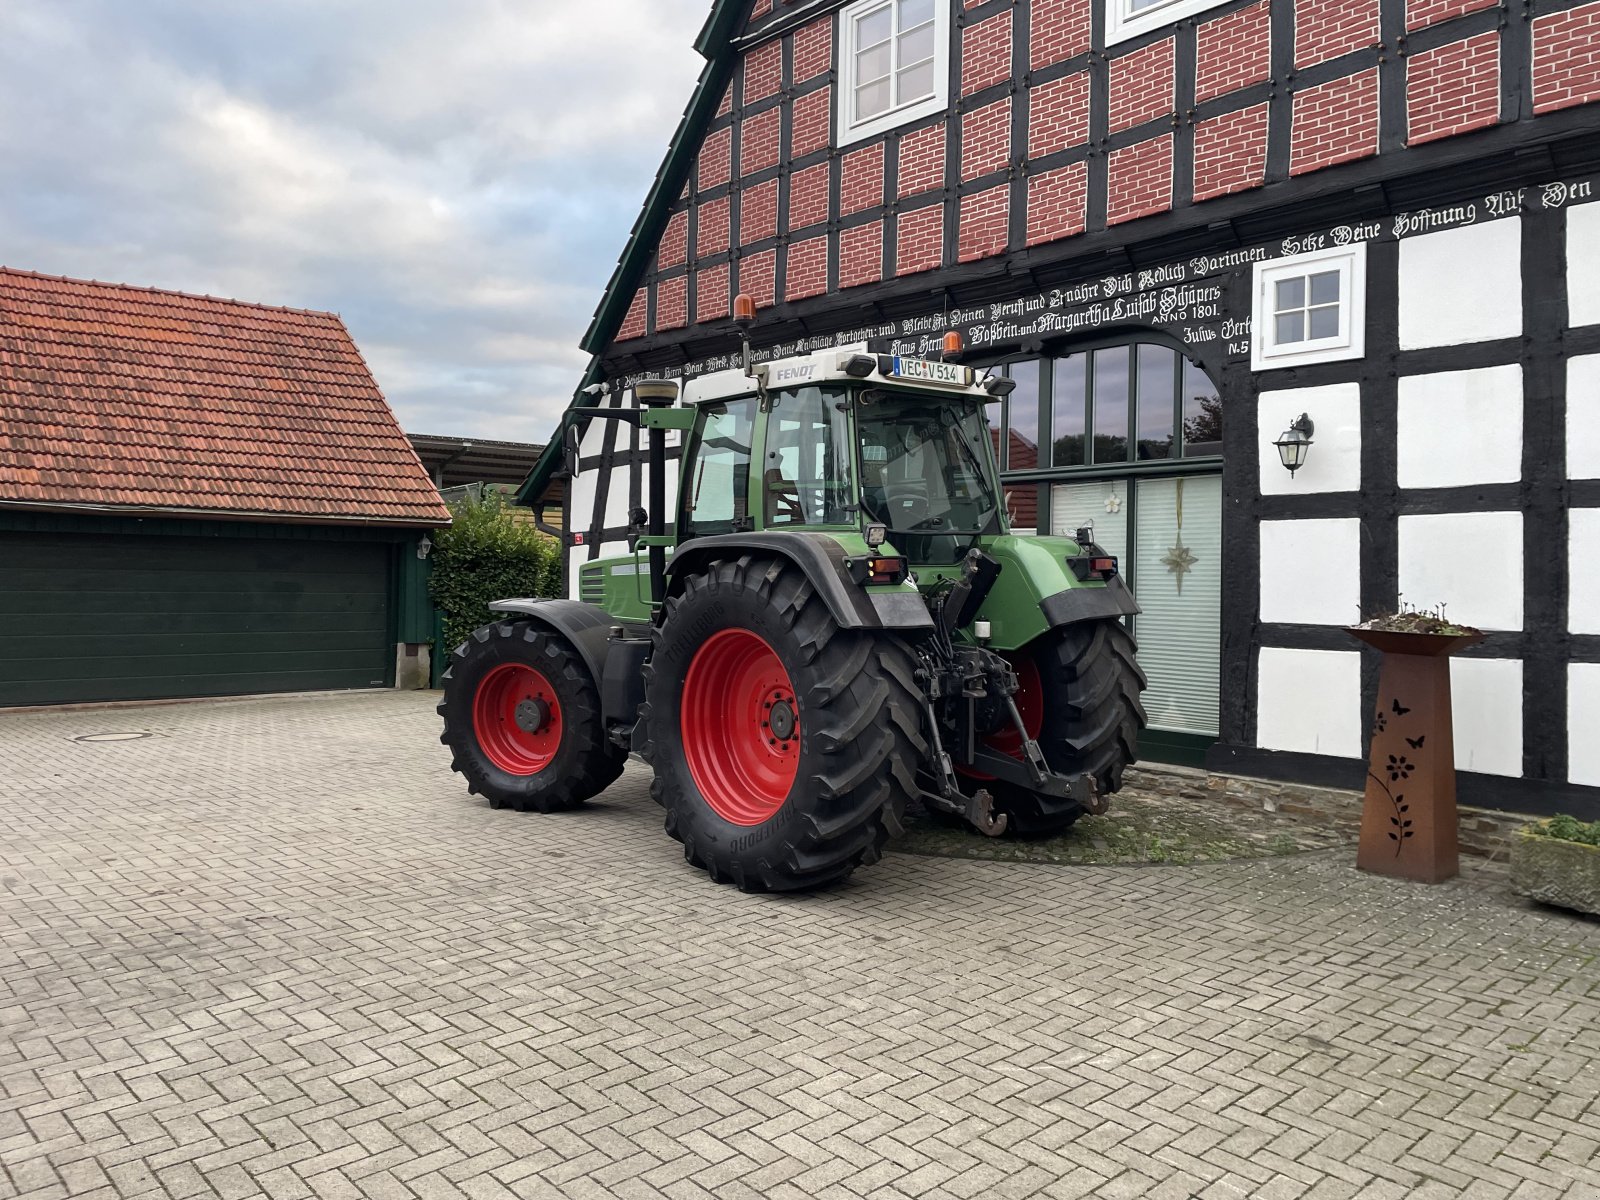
[439,308,1147,892]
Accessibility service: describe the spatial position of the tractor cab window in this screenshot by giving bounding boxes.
[858,397,1002,559]
[681,396,757,538]
[764,387,857,527]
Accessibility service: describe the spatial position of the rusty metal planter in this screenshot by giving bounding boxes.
[1511,829,1600,917]
[1347,627,1485,884]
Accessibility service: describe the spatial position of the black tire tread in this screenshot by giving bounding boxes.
[641,554,928,893]
[437,621,624,812]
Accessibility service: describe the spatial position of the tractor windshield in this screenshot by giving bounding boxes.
[857,396,1003,555]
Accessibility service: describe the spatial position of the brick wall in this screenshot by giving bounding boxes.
[961,99,1011,181]
[697,196,729,258]
[1533,4,1600,116]
[1108,38,1175,132]
[841,145,884,215]
[740,107,781,177]
[958,186,1010,263]
[697,128,731,192]
[1408,33,1500,146]
[791,87,831,158]
[1027,162,1087,246]
[656,276,687,332]
[1193,104,1269,202]
[785,236,828,302]
[792,17,831,84]
[617,288,648,341]
[840,222,884,290]
[739,178,778,246]
[897,206,945,277]
[963,10,1012,96]
[659,211,688,269]
[695,263,729,323]
[1106,135,1173,227]
[1407,0,1496,31]
[1296,0,1380,67]
[1290,69,1379,176]
[738,249,776,309]
[1030,0,1089,70]
[789,162,831,231]
[1028,71,1089,159]
[1195,1,1271,104]
[899,123,947,197]
[743,39,781,105]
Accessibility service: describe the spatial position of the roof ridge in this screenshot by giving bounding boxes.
[0,266,342,322]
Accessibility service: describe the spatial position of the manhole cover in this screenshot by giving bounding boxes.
[71,732,153,744]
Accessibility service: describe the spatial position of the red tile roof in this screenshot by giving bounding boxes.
[0,268,451,526]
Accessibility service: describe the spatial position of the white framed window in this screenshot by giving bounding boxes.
[836,0,949,147]
[1251,243,1367,371]
[1106,0,1231,48]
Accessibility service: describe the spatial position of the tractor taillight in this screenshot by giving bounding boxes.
[847,555,910,586]
[1068,554,1118,581]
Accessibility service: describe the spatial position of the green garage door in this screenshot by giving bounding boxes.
[0,531,394,706]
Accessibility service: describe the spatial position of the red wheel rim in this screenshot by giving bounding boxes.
[958,653,1044,781]
[681,628,800,826]
[473,663,563,775]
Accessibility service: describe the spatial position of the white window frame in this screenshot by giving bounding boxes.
[835,0,950,148]
[1106,0,1231,48]
[1252,243,1368,372]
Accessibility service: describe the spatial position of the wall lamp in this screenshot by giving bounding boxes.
[1275,413,1315,477]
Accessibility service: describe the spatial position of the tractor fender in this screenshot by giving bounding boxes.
[666,533,934,631]
[486,598,617,690]
[1037,576,1140,628]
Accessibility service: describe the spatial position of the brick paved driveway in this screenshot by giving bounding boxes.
[3,692,1599,1200]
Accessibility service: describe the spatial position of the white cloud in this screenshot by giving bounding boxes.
[0,0,710,441]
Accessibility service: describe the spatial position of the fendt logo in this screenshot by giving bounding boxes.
[772,363,818,384]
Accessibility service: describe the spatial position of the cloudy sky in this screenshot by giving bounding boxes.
[0,0,711,442]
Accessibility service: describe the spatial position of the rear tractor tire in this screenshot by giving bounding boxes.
[642,554,928,893]
[966,619,1147,837]
[438,621,625,811]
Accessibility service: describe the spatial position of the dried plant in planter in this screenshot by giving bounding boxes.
[1354,600,1483,638]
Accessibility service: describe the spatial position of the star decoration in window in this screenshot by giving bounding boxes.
[1162,541,1198,593]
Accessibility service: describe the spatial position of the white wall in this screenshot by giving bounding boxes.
[1397,365,1523,489]
[1259,519,1361,626]
[1398,511,1523,631]
[1256,648,1363,758]
[1571,507,1600,636]
[1569,201,1600,328]
[1570,664,1600,787]
[1399,219,1523,349]
[1450,657,1523,778]
[1258,383,1361,495]
[1570,355,1600,481]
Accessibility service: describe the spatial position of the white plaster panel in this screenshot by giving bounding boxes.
[1570,664,1600,787]
[1569,355,1600,481]
[1259,519,1362,626]
[1258,383,1361,496]
[1569,201,1600,329]
[1256,648,1363,759]
[1397,365,1523,489]
[1398,511,1523,631]
[1571,507,1600,636]
[602,465,633,531]
[577,415,611,459]
[1398,219,1523,349]
[1449,657,1523,778]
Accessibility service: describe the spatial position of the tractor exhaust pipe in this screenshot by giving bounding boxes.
[634,379,679,607]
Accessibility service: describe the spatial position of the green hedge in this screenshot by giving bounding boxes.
[429,491,561,655]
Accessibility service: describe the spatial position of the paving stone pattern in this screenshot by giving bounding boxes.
[2,692,1599,1200]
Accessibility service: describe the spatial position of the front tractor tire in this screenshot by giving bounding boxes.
[643,555,927,893]
[970,619,1148,836]
[438,621,624,811]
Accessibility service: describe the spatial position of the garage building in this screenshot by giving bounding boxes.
[0,268,450,707]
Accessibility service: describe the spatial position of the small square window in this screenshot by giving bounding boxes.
[1252,244,1367,371]
[1105,0,1231,47]
[837,0,949,147]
